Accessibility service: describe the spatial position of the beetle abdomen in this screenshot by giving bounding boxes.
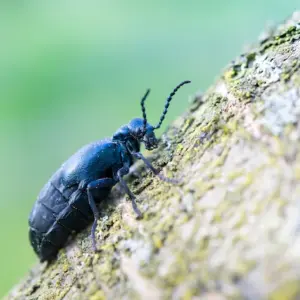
[29,180,93,261]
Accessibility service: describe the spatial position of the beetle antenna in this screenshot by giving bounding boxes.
[141,89,150,133]
[154,80,191,130]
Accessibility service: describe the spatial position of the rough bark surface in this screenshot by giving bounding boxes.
[6,12,300,300]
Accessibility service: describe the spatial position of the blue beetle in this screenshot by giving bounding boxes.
[29,80,191,262]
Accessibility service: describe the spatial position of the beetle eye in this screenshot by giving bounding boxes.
[137,129,143,138]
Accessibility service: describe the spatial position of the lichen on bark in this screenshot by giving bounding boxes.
[6,11,300,300]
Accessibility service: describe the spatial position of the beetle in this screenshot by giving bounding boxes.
[29,80,191,262]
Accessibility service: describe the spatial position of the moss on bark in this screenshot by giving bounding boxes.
[6,11,300,300]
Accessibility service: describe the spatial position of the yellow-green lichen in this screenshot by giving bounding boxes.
[152,235,163,249]
[269,280,300,300]
[89,290,106,300]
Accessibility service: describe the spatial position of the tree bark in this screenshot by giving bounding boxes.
[6,12,300,300]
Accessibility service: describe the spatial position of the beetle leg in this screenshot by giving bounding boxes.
[131,152,180,184]
[78,180,88,191]
[117,167,142,218]
[87,178,116,251]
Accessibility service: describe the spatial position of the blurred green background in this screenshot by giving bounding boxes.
[0,1,298,297]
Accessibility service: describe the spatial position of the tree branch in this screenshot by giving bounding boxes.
[6,11,300,300]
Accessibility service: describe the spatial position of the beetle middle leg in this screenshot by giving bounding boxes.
[87,178,116,251]
[117,166,143,219]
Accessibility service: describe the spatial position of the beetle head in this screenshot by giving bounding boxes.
[128,118,158,150]
[113,81,190,153]
[138,80,191,149]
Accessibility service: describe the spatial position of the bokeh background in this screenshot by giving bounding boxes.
[0,1,298,297]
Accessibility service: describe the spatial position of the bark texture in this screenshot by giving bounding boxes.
[6,12,300,300]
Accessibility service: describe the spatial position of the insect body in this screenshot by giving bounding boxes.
[29,80,191,262]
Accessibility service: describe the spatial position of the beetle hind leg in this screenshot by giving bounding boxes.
[87,178,116,251]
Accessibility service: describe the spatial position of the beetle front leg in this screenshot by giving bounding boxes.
[87,178,116,251]
[131,152,180,184]
[117,167,142,218]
